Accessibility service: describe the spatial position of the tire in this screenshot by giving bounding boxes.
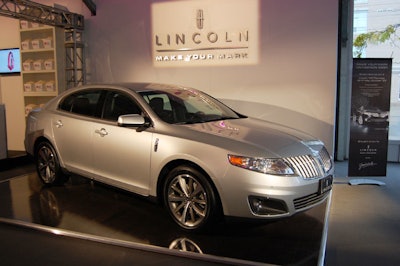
[35,141,68,185]
[163,165,220,231]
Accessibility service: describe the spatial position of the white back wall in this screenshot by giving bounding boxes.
[86,0,338,153]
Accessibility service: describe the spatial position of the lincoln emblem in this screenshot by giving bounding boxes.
[197,9,204,29]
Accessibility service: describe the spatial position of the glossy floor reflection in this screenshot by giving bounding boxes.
[0,172,328,265]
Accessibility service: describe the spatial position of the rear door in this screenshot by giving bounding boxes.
[52,89,104,176]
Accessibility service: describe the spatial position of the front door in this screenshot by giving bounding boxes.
[92,91,153,195]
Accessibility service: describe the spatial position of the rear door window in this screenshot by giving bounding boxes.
[59,90,104,117]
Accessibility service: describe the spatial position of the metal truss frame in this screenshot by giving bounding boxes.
[65,29,86,87]
[0,0,84,30]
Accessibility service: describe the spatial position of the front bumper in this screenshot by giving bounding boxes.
[218,166,333,219]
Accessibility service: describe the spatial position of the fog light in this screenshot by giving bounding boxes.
[248,196,288,215]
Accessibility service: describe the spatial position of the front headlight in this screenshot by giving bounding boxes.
[228,155,295,175]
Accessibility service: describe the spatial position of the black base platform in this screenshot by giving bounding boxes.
[0,168,329,265]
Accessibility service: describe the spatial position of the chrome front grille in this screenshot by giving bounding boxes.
[294,191,329,210]
[284,155,321,178]
[319,146,332,172]
[284,146,332,179]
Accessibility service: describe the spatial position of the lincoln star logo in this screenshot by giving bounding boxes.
[196,9,204,29]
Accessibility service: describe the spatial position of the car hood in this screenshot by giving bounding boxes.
[182,117,318,157]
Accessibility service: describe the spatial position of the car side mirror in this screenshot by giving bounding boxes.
[117,114,148,128]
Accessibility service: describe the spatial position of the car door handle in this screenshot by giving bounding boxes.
[95,128,108,137]
[55,120,63,128]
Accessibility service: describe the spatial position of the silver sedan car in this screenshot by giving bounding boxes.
[25,83,333,231]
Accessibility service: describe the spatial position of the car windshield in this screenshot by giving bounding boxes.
[139,87,243,124]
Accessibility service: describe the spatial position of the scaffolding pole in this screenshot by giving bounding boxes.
[65,29,85,88]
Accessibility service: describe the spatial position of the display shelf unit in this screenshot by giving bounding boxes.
[19,21,65,116]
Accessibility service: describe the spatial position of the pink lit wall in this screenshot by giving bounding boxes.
[85,0,338,152]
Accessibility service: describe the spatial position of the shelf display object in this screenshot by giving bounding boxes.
[20,20,65,116]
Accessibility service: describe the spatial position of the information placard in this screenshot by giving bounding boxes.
[348,58,392,176]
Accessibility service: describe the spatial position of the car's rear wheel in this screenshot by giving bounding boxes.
[35,141,68,185]
[163,165,220,231]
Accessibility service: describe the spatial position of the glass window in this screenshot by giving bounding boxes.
[353,10,368,35]
[353,0,400,141]
[102,91,141,121]
[59,90,103,117]
[140,88,242,124]
[354,0,368,5]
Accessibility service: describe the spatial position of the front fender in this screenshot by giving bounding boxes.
[148,136,229,199]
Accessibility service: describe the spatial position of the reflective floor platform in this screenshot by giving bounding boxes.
[0,170,329,265]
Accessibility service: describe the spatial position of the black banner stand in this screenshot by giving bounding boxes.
[348,58,392,177]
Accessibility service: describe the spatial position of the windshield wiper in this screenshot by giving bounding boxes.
[204,116,239,122]
[175,116,241,125]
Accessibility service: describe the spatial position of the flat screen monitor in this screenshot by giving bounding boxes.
[0,48,21,75]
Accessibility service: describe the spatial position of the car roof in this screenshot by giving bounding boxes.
[84,82,188,93]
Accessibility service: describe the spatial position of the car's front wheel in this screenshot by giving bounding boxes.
[163,165,220,231]
[35,141,68,185]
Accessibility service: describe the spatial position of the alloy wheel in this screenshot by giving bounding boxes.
[37,145,57,184]
[167,173,208,228]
